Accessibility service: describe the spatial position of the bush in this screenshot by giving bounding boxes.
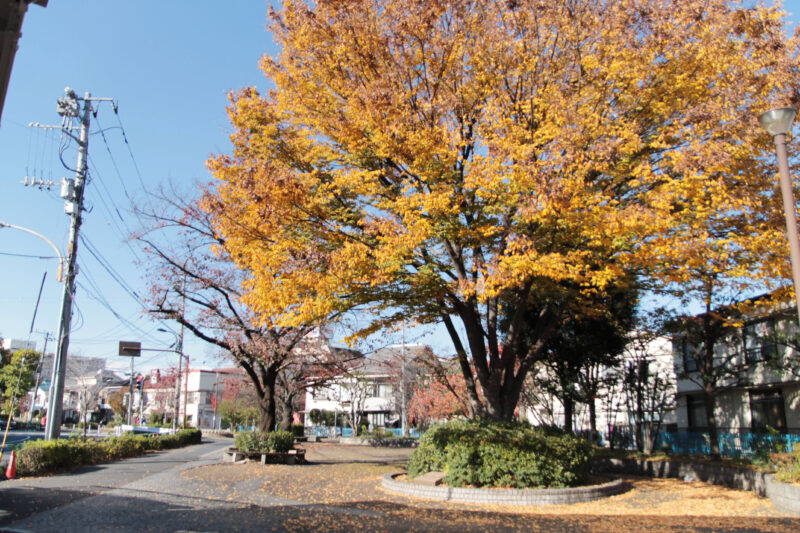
[101,435,149,460]
[17,438,106,476]
[177,428,202,445]
[291,424,305,437]
[407,419,591,488]
[15,429,203,477]
[235,430,294,453]
[267,431,294,453]
[235,430,267,452]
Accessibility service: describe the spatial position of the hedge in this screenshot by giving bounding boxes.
[234,430,294,453]
[16,429,202,477]
[407,420,591,489]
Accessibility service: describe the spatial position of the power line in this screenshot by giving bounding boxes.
[78,234,178,337]
[0,251,59,259]
[111,105,149,192]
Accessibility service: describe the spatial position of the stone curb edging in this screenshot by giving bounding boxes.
[381,472,627,505]
[592,456,800,516]
[338,437,419,448]
[592,457,770,496]
[765,474,800,515]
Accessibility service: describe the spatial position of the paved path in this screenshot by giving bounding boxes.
[1,440,799,532]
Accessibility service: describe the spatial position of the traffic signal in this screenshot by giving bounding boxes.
[136,374,143,391]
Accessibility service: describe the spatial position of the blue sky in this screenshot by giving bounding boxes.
[1,1,799,375]
[0,1,277,373]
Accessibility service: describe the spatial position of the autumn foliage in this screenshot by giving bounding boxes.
[205,0,800,420]
[409,373,471,428]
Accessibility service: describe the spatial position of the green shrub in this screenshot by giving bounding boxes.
[177,428,202,445]
[15,428,202,477]
[235,430,293,453]
[16,438,105,476]
[291,424,305,437]
[101,435,148,460]
[267,431,295,453]
[407,419,591,488]
[235,430,266,452]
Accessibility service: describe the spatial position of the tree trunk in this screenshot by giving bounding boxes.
[256,367,278,433]
[278,393,294,431]
[703,385,720,457]
[258,393,277,433]
[563,396,574,433]
[588,396,597,445]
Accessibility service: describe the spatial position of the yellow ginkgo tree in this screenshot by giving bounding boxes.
[204,0,799,421]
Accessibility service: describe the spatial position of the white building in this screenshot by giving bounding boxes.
[673,305,800,434]
[143,367,245,429]
[304,344,430,430]
[522,332,678,439]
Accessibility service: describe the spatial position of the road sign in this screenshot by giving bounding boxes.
[118,341,141,357]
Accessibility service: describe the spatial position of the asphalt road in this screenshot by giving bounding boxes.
[0,437,232,532]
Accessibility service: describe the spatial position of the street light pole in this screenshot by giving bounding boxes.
[0,222,64,281]
[157,327,184,430]
[759,107,800,325]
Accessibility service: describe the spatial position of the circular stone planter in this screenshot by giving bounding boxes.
[382,472,627,505]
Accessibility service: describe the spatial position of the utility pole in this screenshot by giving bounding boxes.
[44,88,113,440]
[126,358,135,425]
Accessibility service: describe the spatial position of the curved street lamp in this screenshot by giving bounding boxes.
[0,221,64,282]
[157,327,185,430]
[758,107,800,324]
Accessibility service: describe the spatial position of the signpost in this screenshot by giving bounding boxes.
[119,341,140,424]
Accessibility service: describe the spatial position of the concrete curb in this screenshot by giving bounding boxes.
[765,474,800,515]
[592,457,770,496]
[381,472,627,505]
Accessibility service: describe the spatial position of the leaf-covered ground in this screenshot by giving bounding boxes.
[177,443,800,532]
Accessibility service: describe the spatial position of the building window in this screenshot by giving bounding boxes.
[743,319,778,364]
[681,338,700,373]
[687,395,707,431]
[750,389,786,431]
[368,412,386,427]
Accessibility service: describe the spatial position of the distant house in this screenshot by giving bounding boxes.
[143,366,247,429]
[304,344,431,431]
[673,303,800,435]
[521,332,678,439]
[27,353,110,423]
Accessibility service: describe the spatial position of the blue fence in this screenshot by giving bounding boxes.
[304,426,423,439]
[655,431,800,457]
[609,429,800,457]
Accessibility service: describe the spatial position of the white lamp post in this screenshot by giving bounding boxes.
[759,107,800,324]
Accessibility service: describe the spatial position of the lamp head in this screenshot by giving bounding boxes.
[759,107,797,137]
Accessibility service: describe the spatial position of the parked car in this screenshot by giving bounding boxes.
[0,414,17,430]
